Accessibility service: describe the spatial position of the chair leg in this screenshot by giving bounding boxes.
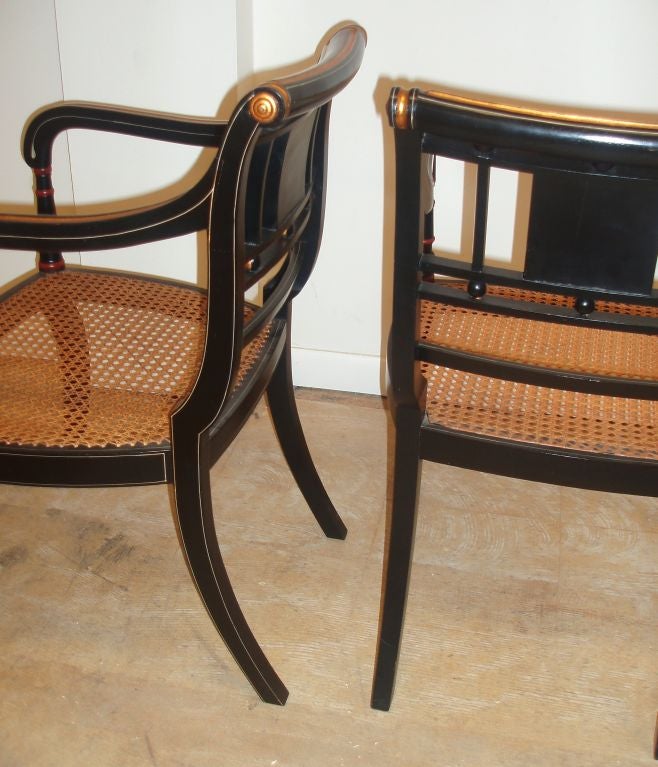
[371,405,423,711]
[171,433,289,705]
[267,314,347,540]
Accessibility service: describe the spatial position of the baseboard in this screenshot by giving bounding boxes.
[291,347,383,395]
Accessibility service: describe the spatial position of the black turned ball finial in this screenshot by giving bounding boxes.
[468,279,487,298]
[575,295,596,315]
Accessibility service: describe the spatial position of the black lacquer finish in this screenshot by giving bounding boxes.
[372,87,658,722]
[0,24,365,704]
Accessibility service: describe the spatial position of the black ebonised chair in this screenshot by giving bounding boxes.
[372,87,658,716]
[0,24,365,705]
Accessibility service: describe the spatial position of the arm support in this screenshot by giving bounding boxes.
[0,169,212,252]
[16,103,223,267]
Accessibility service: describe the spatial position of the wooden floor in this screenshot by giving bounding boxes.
[1,390,656,766]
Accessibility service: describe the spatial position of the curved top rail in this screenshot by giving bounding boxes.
[248,24,366,124]
[389,87,658,171]
[425,89,658,132]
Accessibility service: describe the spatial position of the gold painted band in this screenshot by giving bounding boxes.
[426,89,658,131]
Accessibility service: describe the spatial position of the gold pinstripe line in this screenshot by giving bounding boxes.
[426,89,658,131]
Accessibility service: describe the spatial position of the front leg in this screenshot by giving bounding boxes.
[171,427,288,704]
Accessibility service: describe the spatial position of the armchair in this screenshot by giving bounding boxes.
[0,23,366,705]
[372,87,658,726]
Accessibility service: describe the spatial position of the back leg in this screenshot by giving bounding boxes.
[371,405,423,710]
[267,307,347,540]
[171,430,288,705]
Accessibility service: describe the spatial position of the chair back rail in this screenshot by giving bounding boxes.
[387,87,658,409]
[173,26,365,431]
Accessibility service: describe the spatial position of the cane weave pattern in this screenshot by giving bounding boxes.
[420,285,657,459]
[0,271,270,449]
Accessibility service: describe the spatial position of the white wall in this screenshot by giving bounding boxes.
[2,0,658,393]
[0,0,73,285]
[252,0,658,393]
[53,0,241,285]
[0,1,241,288]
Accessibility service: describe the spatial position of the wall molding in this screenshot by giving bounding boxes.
[291,347,383,395]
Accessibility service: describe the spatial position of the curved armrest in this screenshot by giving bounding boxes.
[0,174,211,252]
[23,102,227,168]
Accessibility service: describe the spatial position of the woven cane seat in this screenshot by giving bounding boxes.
[0,270,270,450]
[420,285,658,460]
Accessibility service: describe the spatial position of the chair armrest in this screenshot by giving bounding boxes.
[23,101,227,168]
[0,178,210,252]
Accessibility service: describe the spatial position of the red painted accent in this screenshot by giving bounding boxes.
[38,258,66,273]
[34,166,52,177]
[36,188,55,198]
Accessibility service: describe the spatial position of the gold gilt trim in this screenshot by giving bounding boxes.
[249,83,292,125]
[427,90,658,131]
[393,88,411,130]
[267,83,292,116]
[249,91,280,124]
